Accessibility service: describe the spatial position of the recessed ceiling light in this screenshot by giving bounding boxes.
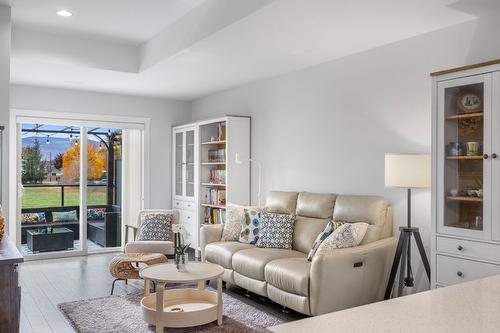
[56,10,73,17]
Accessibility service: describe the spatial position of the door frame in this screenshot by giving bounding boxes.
[9,109,151,260]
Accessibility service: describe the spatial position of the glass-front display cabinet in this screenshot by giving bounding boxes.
[437,74,491,239]
[173,126,197,201]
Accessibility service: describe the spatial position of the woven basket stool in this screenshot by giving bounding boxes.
[109,253,167,295]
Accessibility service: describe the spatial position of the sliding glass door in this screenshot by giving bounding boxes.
[16,117,144,258]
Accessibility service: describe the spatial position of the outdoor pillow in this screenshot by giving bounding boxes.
[136,212,174,241]
[87,208,106,221]
[21,212,46,224]
[52,210,78,223]
[238,207,262,245]
[307,220,344,261]
[222,203,262,242]
[316,222,369,253]
[256,212,296,249]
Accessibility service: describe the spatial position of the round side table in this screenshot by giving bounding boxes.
[139,262,224,333]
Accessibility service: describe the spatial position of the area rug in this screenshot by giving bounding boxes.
[58,290,285,333]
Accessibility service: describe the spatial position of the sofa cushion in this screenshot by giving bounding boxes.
[256,212,295,249]
[232,248,305,281]
[136,212,174,241]
[52,210,78,222]
[307,220,344,261]
[265,257,311,296]
[205,241,254,269]
[317,222,369,251]
[239,208,262,244]
[296,192,336,219]
[222,203,262,242]
[333,195,389,244]
[265,191,298,215]
[292,216,331,254]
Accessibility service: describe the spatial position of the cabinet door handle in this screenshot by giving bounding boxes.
[457,245,464,251]
[457,271,464,278]
[492,153,498,159]
[484,154,489,159]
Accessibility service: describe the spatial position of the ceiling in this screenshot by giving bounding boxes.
[11,0,206,45]
[9,0,482,100]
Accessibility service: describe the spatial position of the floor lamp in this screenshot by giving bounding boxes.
[384,153,431,299]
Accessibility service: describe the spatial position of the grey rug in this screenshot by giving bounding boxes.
[58,290,285,333]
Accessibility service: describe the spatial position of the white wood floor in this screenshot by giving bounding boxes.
[19,252,139,333]
[19,252,304,333]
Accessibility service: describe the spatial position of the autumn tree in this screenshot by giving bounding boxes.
[53,153,63,170]
[62,142,107,181]
[22,139,47,183]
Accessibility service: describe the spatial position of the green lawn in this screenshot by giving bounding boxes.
[22,186,107,208]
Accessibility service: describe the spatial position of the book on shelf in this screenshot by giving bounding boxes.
[204,188,226,205]
[208,169,226,184]
[204,207,226,224]
[208,148,226,163]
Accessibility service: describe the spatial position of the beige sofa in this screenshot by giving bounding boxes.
[200,191,397,316]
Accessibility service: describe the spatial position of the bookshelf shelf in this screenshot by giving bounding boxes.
[201,204,227,210]
[201,183,226,187]
[446,112,483,120]
[446,155,483,160]
[201,140,226,145]
[446,196,483,202]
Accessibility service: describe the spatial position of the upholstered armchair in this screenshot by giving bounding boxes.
[124,209,179,255]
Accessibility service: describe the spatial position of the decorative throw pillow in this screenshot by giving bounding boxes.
[222,203,261,241]
[87,208,106,221]
[238,208,262,244]
[21,212,46,224]
[307,220,344,261]
[316,222,369,253]
[256,212,296,249]
[52,210,78,222]
[136,212,174,241]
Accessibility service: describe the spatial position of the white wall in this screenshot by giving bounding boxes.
[191,17,500,292]
[10,84,191,210]
[0,5,10,230]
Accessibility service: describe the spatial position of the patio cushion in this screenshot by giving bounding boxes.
[87,208,106,221]
[52,210,78,222]
[232,248,306,281]
[21,212,46,224]
[205,241,254,269]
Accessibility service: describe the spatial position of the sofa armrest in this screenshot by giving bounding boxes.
[200,224,223,261]
[309,237,397,316]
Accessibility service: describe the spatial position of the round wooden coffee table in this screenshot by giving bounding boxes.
[139,262,224,333]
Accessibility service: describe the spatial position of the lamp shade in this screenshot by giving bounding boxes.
[385,154,431,188]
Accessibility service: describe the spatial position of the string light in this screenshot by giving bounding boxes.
[98,142,102,150]
[46,135,50,145]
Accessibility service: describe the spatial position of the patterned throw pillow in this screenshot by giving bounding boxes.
[87,208,106,221]
[222,203,261,241]
[307,220,344,261]
[316,223,369,253]
[238,208,262,244]
[21,212,46,224]
[52,210,78,222]
[136,213,174,241]
[256,212,296,249]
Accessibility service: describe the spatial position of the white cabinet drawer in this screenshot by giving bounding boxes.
[173,200,196,211]
[179,210,196,225]
[436,255,500,285]
[437,237,500,263]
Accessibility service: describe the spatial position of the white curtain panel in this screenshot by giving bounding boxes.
[121,128,144,243]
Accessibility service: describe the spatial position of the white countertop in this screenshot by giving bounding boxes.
[267,275,500,333]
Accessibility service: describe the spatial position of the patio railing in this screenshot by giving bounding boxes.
[22,183,107,208]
